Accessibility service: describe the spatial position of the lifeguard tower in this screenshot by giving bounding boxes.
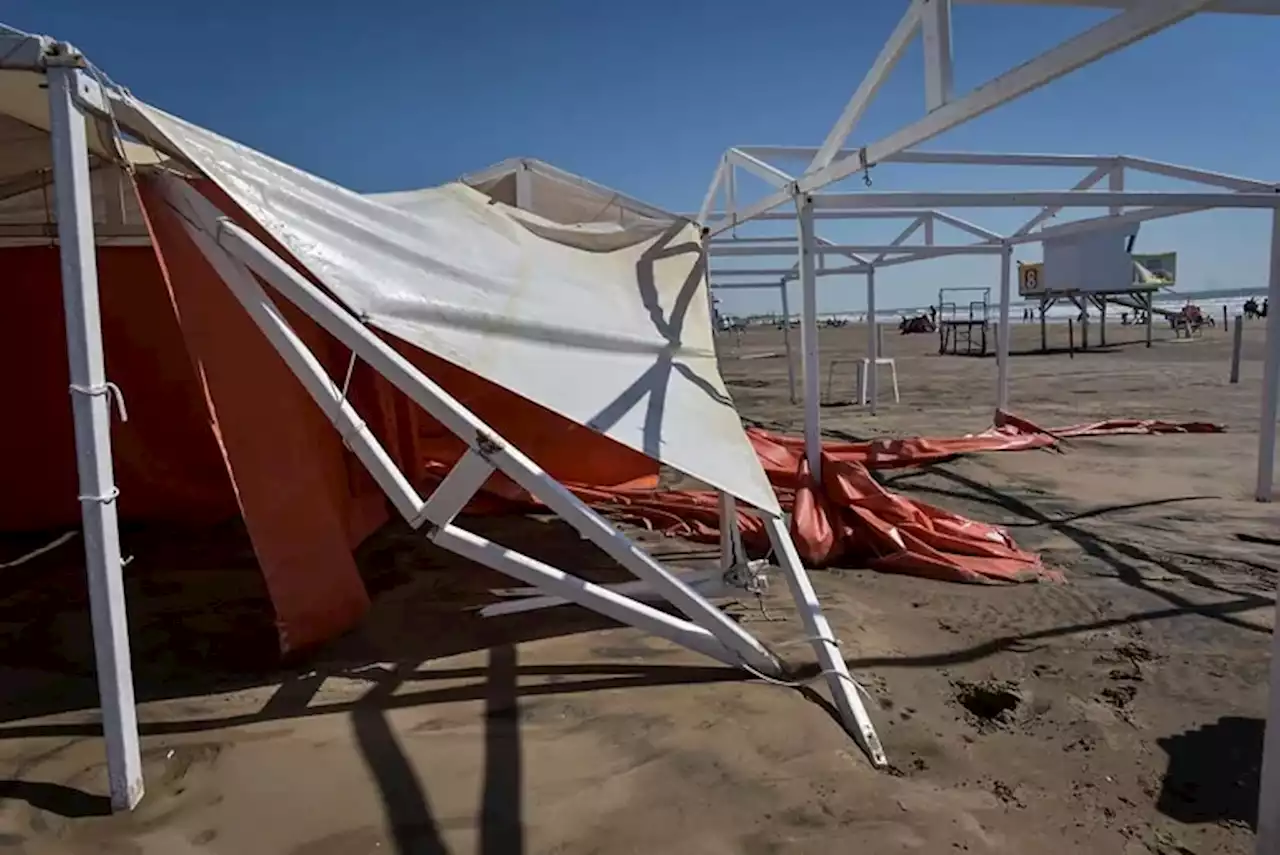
[1020,223,1175,351]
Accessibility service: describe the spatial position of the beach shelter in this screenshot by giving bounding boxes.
[0,28,883,811]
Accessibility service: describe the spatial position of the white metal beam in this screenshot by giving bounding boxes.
[747,146,1117,168]
[1108,161,1125,216]
[700,208,945,223]
[1013,163,1112,236]
[996,244,1013,412]
[697,158,727,225]
[514,160,533,210]
[727,147,796,186]
[812,0,1216,186]
[413,450,495,528]
[930,209,1005,240]
[1118,155,1278,192]
[1006,203,1209,246]
[875,216,925,264]
[717,0,1216,235]
[958,0,1280,14]
[796,199,822,479]
[922,0,954,110]
[433,525,739,665]
[811,190,1280,209]
[48,59,144,813]
[710,242,1001,257]
[1257,207,1280,503]
[807,0,925,172]
[865,267,880,411]
[763,516,887,767]
[709,280,790,290]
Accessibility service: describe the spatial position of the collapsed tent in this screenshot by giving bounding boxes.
[2,99,779,651]
[2,28,889,809]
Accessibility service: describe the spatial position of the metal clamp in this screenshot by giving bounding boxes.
[69,381,128,422]
[77,485,120,504]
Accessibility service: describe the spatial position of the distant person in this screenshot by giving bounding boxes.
[929,305,937,324]
[1264,299,1270,319]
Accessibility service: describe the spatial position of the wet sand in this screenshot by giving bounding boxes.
[1,316,1277,854]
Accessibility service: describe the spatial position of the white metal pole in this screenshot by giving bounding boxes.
[1258,596,1280,855]
[763,516,887,768]
[866,267,879,414]
[779,280,797,404]
[796,197,822,480]
[514,160,533,210]
[996,243,1013,413]
[47,61,144,812]
[717,492,745,573]
[1255,208,1280,502]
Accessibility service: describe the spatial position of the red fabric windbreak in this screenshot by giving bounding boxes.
[0,246,235,531]
[138,183,372,651]
[423,414,1222,584]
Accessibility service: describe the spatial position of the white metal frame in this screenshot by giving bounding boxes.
[701,2,1280,502]
[709,149,1279,461]
[699,4,1280,850]
[10,31,892,816]
[152,174,886,766]
[42,42,144,812]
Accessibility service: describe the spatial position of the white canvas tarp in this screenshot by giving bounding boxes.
[123,104,780,515]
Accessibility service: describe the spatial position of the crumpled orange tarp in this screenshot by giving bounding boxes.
[435,412,1223,585]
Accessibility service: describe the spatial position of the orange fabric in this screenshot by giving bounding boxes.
[422,413,1222,585]
[138,182,372,651]
[0,246,236,531]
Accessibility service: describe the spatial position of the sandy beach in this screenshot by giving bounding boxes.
[2,316,1277,854]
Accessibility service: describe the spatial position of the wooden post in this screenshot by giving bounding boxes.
[1231,315,1244,384]
[1068,318,1075,359]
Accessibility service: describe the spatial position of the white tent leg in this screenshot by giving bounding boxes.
[1257,584,1280,855]
[718,492,746,573]
[1256,208,1280,502]
[780,279,798,405]
[155,174,783,677]
[1255,209,1280,855]
[763,515,887,767]
[866,267,879,414]
[996,243,1013,413]
[47,62,143,812]
[796,197,822,480]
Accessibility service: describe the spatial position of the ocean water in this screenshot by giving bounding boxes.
[820,291,1269,326]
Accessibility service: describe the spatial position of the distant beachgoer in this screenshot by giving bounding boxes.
[1264,299,1270,319]
[929,305,937,323]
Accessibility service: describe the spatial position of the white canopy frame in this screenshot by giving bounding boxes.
[706,150,1279,450]
[700,0,1280,497]
[699,3,1280,851]
[10,29,893,814]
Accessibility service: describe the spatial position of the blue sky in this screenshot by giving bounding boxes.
[10,2,1278,315]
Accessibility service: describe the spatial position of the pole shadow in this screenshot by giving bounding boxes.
[1156,716,1262,830]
